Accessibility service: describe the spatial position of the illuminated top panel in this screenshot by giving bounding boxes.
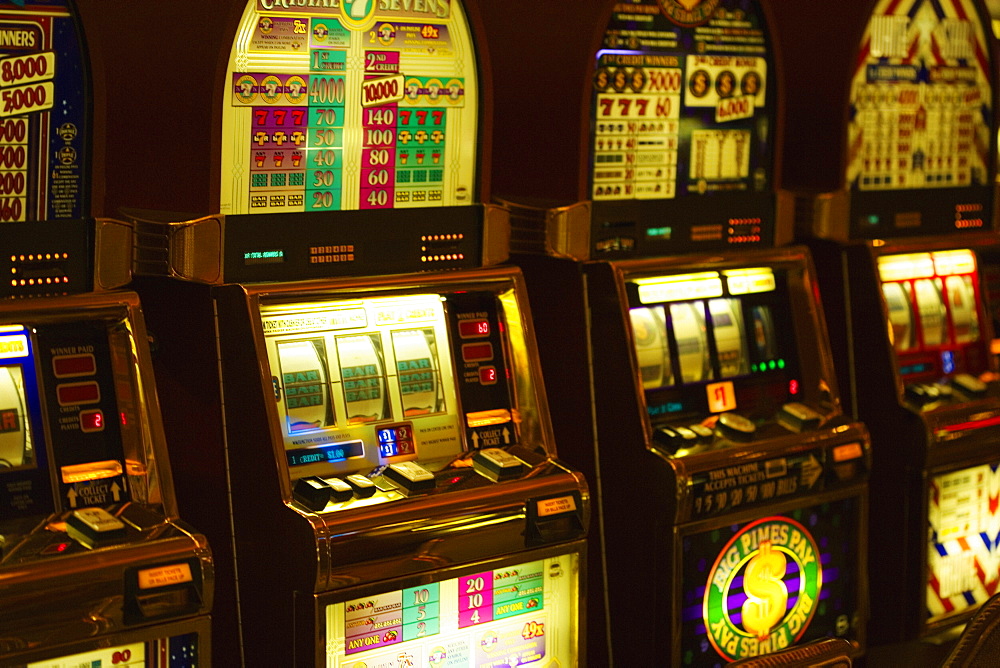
[0,0,89,221]
[845,0,994,239]
[589,1,775,206]
[221,0,479,215]
[849,0,993,193]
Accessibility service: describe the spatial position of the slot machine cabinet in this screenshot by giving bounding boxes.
[583,248,870,667]
[480,0,872,665]
[0,292,213,667]
[116,0,590,663]
[773,0,1000,650]
[0,1,214,665]
[135,266,587,665]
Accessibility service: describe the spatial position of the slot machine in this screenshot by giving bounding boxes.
[479,0,871,665]
[0,1,213,666]
[772,0,1000,653]
[107,0,589,663]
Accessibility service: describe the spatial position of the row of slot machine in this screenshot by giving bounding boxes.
[0,0,999,666]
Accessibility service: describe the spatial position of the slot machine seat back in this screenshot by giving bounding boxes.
[728,637,854,667]
[942,593,1000,668]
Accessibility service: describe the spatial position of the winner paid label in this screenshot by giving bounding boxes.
[703,517,822,661]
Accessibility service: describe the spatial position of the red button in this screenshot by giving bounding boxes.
[52,354,96,378]
[57,382,100,406]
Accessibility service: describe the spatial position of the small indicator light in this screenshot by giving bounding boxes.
[789,379,800,395]
[866,215,879,225]
[777,359,785,369]
[768,360,776,370]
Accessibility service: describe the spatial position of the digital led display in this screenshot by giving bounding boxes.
[627,267,799,421]
[458,318,490,338]
[681,496,863,665]
[324,553,579,665]
[877,250,987,381]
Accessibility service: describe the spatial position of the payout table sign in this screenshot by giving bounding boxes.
[221,0,479,215]
[0,0,88,222]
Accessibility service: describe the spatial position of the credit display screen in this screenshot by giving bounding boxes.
[221,0,480,215]
[877,249,988,382]
[681,496,863,665]
[626,267,800,423]
[927,463,1000,625]
[324,553,579,666]
[260,289,519,481]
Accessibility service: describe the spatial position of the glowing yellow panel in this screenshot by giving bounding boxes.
[0,334,28,359]
[60,460,123,484]
[878,253,935,281]
[635,273,723,304]
[724,268,775,295]
[932,249,976,276]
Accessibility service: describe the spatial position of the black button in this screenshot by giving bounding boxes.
[384,462,436,496]
[345,474,377,498]
[715,413,756,442]
[328,478,353,503]
[293,476,331,512]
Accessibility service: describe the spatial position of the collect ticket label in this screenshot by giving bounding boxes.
[221,0,477,215]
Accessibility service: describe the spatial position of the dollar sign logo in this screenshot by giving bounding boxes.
[741,540,788,640]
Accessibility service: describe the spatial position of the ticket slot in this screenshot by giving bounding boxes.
[124,558,204,626]
[526,492,585,548]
